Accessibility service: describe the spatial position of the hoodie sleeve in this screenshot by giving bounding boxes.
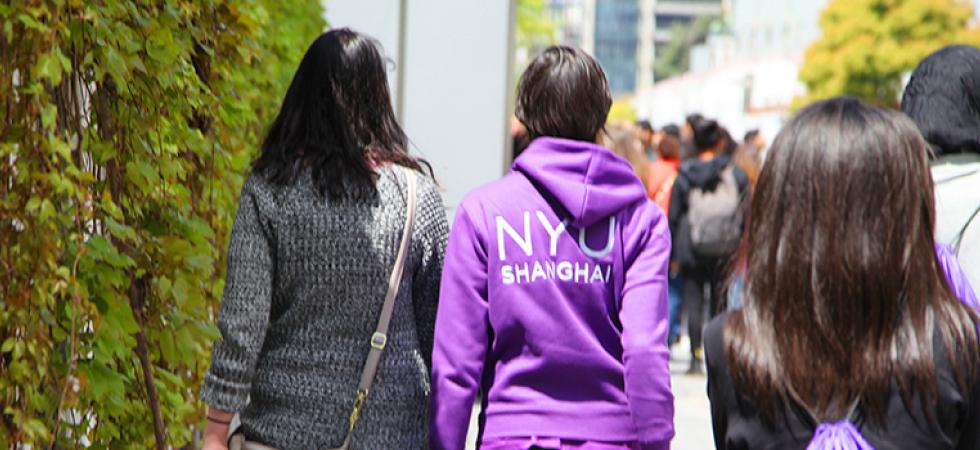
[619,203,675,449]
[430,202,490,450]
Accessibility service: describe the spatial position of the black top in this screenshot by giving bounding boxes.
[705,312,980,450]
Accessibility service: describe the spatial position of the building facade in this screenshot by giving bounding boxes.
[635,0,829,139]
[323,0,513,215]
[551,0,721,95]
[593,0,641,93]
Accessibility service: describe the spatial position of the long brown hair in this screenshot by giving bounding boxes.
[725,97,978,425]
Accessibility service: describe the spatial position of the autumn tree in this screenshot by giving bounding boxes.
[798,0,980,107]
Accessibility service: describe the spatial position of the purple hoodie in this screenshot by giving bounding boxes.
[430,137,675,449]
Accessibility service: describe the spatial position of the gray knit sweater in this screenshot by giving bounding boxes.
[201,166,448,449]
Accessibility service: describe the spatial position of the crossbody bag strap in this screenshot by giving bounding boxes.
[342,167,418,441]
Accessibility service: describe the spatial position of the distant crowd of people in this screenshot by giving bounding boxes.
[198,27,980,450]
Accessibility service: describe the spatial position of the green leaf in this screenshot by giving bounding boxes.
[38,199,55,223]
[17,13,45,31]
[103,297,139,335]
[41,105,57,130]
[171,277,189,305]
[83,361,126,401]
[146,26,179,64]
[105,217,139,243]
[25,196,41,212]
[35,52,63,85]
[54,47,72,73]
[159,331,177,364]
[196,321,221,342]
[104,46,128,87]
[46,136,71,160]
[1,337,14,353]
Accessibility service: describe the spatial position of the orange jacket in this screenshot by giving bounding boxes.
[647,158,680,215]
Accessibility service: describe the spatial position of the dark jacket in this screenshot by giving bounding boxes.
[667,154,748,268]
[705,312,980,450]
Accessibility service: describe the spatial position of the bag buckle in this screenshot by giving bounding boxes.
[348,388,369,432]
[370,332,387,350]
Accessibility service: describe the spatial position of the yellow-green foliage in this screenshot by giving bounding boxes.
[797,0,980,108]
[0,1,324,447]
[516,0,557,51]
[608,97,638,124]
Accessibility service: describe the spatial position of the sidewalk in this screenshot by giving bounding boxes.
[669,336,714,449]
[463,336,715,449]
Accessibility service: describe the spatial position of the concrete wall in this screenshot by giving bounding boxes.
[324,0,515,215]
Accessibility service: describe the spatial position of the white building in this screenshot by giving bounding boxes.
[634,0,828,139]
[323,1,514,215]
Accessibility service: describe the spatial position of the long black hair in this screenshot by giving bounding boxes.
[253,28,430,200]
[725,97,978,426]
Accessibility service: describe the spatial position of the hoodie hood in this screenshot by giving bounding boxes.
[679,153,732,188]
[513,137,647,228]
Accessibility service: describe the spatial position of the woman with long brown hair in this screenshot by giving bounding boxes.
[705,97,980,449]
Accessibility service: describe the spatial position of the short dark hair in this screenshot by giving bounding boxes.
[901,45,980,155]
[743,129,760,144]
[636,120,654,132]
[660,124,681,139]
[685,113,704,129]
[692,118,723,151]
[516,46,612,142]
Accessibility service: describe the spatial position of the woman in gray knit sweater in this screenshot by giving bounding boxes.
[201,29,448,450]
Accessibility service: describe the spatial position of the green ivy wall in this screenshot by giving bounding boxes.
[0,1,325,447]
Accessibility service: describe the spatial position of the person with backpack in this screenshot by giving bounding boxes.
[705,97,980,450]
[668,118,748,374]
[429,46,674,450]
[901,45,980,295]
[646,124,683,346]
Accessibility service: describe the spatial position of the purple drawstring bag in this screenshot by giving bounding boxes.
[802,400,874,450]
[806,421,874,450]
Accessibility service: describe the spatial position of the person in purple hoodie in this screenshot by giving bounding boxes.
[430,46,674,450]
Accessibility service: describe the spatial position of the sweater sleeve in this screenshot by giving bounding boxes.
[412,177,450,371]
[619,204,675,449]
[201,176,275,412]
[429,202,491,450]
